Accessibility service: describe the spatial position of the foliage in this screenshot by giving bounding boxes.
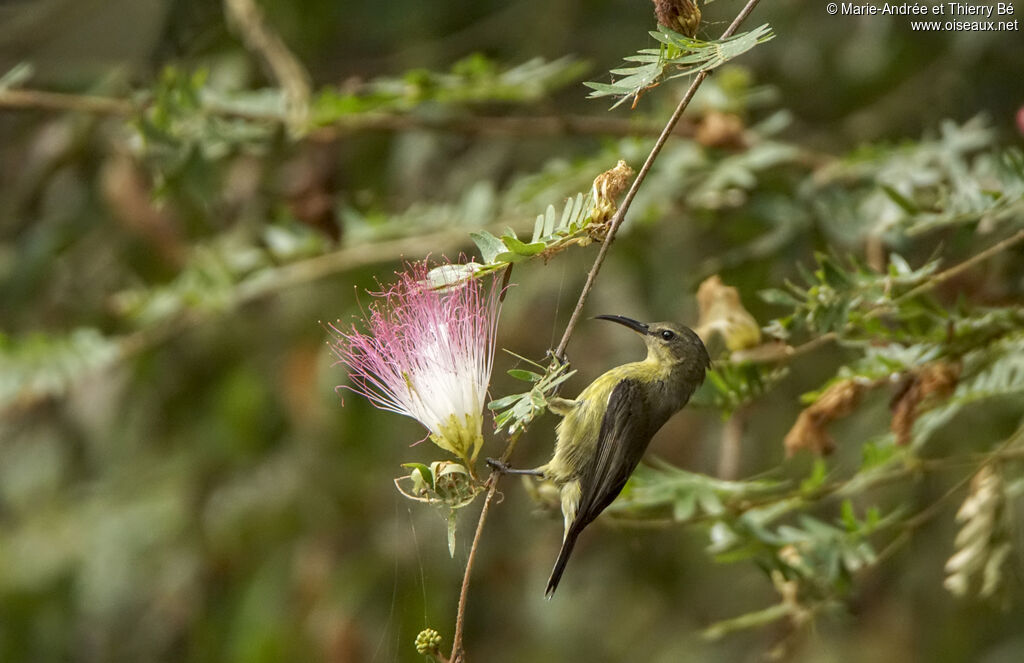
[0,329,122,412]
[585,24,775,108]
[692,360,788,418]
[488,353,576,436]
[313,54,589,121]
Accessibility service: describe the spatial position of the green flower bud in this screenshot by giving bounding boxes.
[414,628,443,656]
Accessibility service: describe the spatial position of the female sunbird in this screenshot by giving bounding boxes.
[491,315,710,596]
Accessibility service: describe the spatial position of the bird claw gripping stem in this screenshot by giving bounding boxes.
[546,348,571,368]
[486,457,542,476]
[545,349,572,395]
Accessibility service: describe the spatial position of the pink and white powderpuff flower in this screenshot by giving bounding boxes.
[328,261,500,467]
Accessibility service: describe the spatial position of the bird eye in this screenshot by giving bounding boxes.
[660,330,675,341]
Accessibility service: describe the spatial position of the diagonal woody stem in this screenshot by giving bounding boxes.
[554,0,765,360]
[450,1,767,660]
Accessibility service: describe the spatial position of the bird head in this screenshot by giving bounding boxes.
[595,314,711,372]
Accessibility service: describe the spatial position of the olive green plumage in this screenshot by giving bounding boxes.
[541,315,710,597]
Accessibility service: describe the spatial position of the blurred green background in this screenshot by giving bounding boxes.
[2,0,1023,661]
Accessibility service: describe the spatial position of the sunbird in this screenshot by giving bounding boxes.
[491,315,710,596]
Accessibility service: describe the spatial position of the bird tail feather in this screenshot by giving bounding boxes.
[545,530,580,598]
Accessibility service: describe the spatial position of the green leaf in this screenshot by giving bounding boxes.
[0,62,34,91]
[881,184,920,214]
[531,215,545,243]
[424,262,482,289]
[311,56,587,124]
[800,458,828,493]
[840,499,857,531]
[500,234,546,257]
[470,230,507,264]
[861,438,900,469]
[543,205,557,238]
[581,81,624,94]
[672,491,698,521]
[759,289,802,307]
[487,394,523,410]
[585,24,775,106]
[507,369,542,382]
[696,489,725,516]
[401,463,435,490]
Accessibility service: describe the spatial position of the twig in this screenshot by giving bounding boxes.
[553,0,765,360]
[233,223,517,304]
[846,228,1024,328]
[450,488,496,663]
[0,88,134,115]
[896,228,1024,303]
[0,85,703,140]
[732,229,1024,367]
[307,113,699,140]
[223,0,311,132]
[717,410,746,480]
[861,427,1024,573]
[449,434,522,663]
[729,332,839,365]
[448,2,768,660]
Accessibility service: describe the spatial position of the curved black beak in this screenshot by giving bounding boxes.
[594,314,649,335]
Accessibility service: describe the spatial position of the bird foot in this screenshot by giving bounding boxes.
[486,458,542,476]
[546,349,571,372]
[486,457,511,473]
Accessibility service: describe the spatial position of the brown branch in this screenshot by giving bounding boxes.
[0,85,701,140]
[232,224,511,304]
[448,2,768,660]
[449,434,522,663]
[553,0,765,360]
[717,410,746,479]
[729,228,1024,368]
[849,228,1024,327]
[728,332,839,365]
[896,228,1024,303]
[0,88,134,116]
[223,0,311,132]
[0,87,287,124]
[449,481,498,663]
[308,113,698,140]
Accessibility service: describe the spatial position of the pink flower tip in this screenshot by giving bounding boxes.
[328,260,501,464]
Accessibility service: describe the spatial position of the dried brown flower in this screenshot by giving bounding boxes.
[784,379,868,457]
[890,361,961,446]
[694,111,747,149]
[652,0,702,38]
[588,159,636,236]
[696,275,761,352]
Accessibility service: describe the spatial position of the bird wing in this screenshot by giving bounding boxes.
[570,379,661,533]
